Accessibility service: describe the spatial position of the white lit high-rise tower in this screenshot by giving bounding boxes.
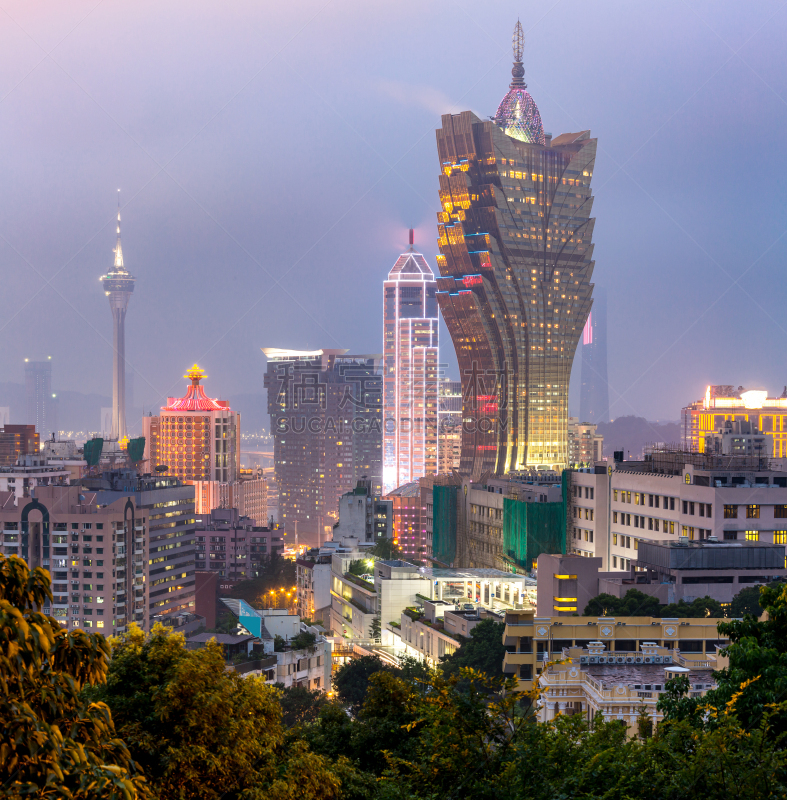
[383,230,439,492]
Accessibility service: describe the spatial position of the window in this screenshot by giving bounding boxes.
[745,531,759,541]
[707,504,712,518]
[724,531,737,540]
[775,532,787,544]
[724,505,738,519]
[669,521,675,534]
[613,490,618,501]
[775,506,787,519]
[626,514,631,526]
[613,534,618,546]
[682,501,688,514]
[635,493,640,506]
[670,498,675,511]
[747,505,760,519]
[613,556,618,568]
[654,496,660,509]
[648,518,653,530]
[654,519,660,532]
[613,512,618,523]
[626,492,631,503]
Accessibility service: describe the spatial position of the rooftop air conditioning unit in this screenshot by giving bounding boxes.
[635,656,644,664]
[654,656,663,664]
[644,656,654,664]
[616,656,625,664]
[625,656,634,664]
[589,656,598,664]
[663,655,672,663]
[580,656,588,663]
[596,656,605,664]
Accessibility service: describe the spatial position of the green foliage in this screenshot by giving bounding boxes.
[276,684,332,728]
[583,588,661,617]
[439,618,506,679]
[274,634,286,652]
[661,594,724,618]
[730,585,766,618]
[347,559,367,577]
[665,582,787,735]
[0,554,151,799]
[291,631,317,651]
[368,538,400,561]
[225,553,297,608]
[333,655,397,713]
[370,615,381,639]
[94,623,345,800]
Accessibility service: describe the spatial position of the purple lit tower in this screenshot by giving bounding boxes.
[100,193,135,440]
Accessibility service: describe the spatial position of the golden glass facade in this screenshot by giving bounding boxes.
[435,112,595,477]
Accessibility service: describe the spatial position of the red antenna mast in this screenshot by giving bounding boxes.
[408,228,414,250]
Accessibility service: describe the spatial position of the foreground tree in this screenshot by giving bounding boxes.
[583,588,661,617]
[0,554,151,798]
[439,618,506,678]
[93,624,345,800]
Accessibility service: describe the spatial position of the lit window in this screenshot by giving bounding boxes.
[745,531,759,541]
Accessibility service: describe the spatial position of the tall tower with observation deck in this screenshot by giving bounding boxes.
[435,20,596,478]
[101,192,135,441]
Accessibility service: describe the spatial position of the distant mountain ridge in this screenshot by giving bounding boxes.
[596,415,682,460]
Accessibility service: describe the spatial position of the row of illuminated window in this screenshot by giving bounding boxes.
[724,504,787,519]
[615,490,678,511]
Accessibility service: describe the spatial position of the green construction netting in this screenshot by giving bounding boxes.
[83,438,104,466]
[432,484,457,565]
[503,473,567,570]
[127,436,145,463]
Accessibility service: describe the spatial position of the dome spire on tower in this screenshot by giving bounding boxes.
[492,19,545,145]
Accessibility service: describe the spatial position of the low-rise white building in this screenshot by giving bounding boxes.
[0,454,70,501]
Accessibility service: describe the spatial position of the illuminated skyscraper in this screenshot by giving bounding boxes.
[383,230,439,492]
[101,194,135,441]
[579,285,609,424]
[435,21,595,477]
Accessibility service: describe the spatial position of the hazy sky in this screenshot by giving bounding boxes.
[1,0,786,424]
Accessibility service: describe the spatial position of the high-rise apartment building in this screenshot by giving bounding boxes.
[579,286,609,424]
[100,197,135,441]
[435,22,595,478]
[568,417,603,466]
[142,365,240,483]
[383,231,439,492]
[25,357,57,437]
[263,349,382,546]
[682,385,787,457]
[1,471,196,633]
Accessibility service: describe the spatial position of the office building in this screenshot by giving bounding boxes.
[100,199,135,440]
[435,22,595,477]
[682,385,787,457]
[0,425,40,467]
[568,417,603,466]
[263,348,382,546]
[569,446,787,571]
[25,358,57,437]
[501,607,727,735]
[142,364,240,483]
[579,286,609,424]
[383,230,439,492]
[424,471,565,572]
[437,379,462,474]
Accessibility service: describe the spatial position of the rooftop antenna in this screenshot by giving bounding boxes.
[408,228,414,251]
[114,188,124,269]
[511,19,526,87]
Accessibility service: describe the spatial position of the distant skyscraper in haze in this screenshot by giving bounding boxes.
[435,21,596,477]
[101,194,135,441]
[383,230,439,492]
[25,357,57,436]
[579,286,609,424]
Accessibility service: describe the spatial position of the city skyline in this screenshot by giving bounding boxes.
[1,3,786,426]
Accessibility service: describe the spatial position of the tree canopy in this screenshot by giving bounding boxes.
[0,554,151,799]
[583,588,661,617]
[439,618,506,679]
